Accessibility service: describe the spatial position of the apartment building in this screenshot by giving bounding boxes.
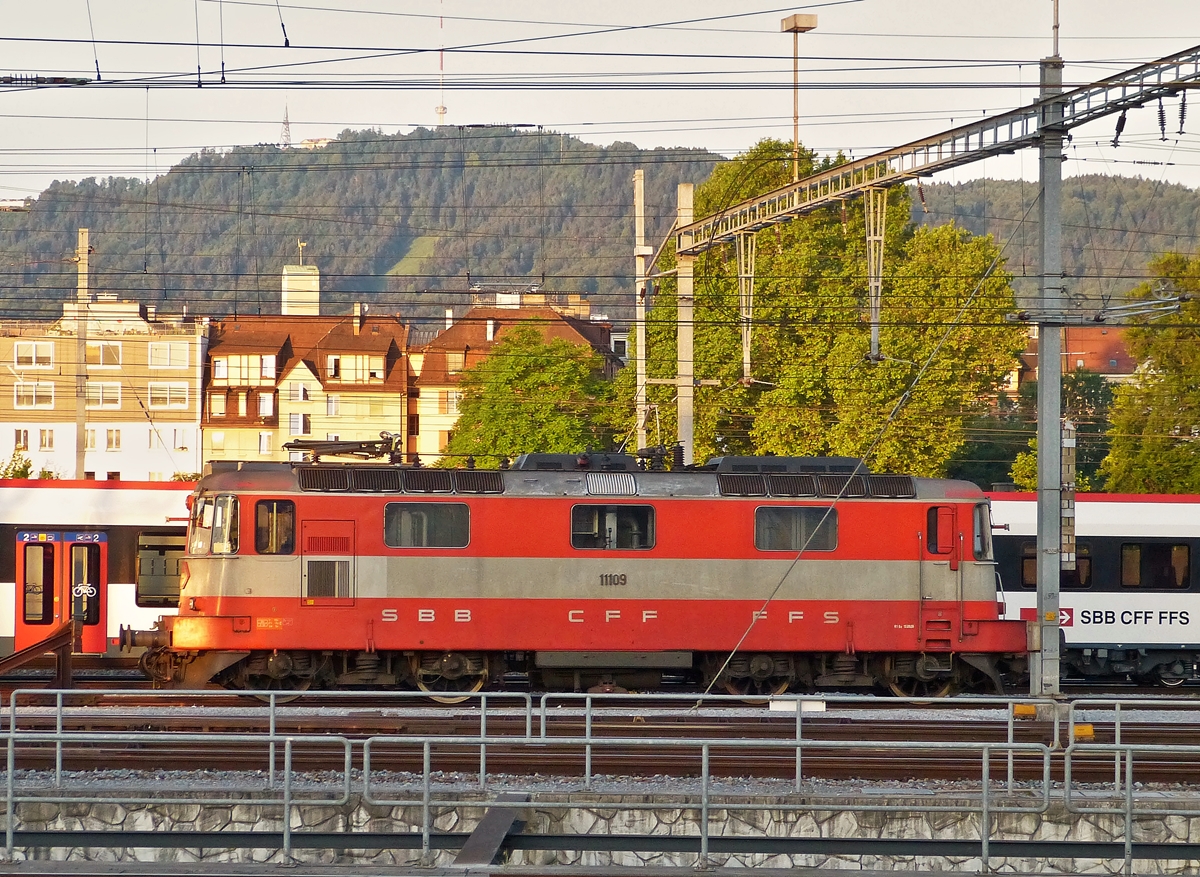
[0,299,207,480]
[411,305,619,462]
[202,307,409,463]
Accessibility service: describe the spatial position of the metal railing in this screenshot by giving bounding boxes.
[4,689,1200,873]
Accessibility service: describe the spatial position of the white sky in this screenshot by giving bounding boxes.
[1,0,1198,198]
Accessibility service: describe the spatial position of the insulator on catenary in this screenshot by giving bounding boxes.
[1111,110,1127,148]
[1159,98,1167,141]
[1181,92,1188,136]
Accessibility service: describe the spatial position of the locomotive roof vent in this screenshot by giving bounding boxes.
[404,469,454,493]
[867,474,916,498]
[766,473,817,497]
[707,456,868,475]
[512,453,637,472]
[454,470,505,494]
[350,467,402,493]
[815,474,868,498]
[717,473,768,497]
[586,471,637,496]
[297,466,351,492]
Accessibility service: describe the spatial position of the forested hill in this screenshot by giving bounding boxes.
[912,176,1200,304]
[0,127,720,327]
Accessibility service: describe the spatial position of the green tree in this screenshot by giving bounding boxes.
[1006,370,1114,491]
[1102,252,1200,492]
[621,139,1027,476]
[441,323,616,466]
[0,449,33,479]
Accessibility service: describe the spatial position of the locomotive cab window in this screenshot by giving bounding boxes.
[1020,542,1091,590]
[571,505,655,550]
[755,506,837,552]
[973,503,993,560]
[189,494,239,555]
[384,503,469,548]
[1121,543,1189,590]
[256,500,296,554]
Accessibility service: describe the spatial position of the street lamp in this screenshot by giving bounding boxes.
[781,14,817,182]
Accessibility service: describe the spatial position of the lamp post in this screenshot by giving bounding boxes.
[781,14,817,182]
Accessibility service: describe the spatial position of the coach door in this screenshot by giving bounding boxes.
[15,532,107,654]
[300,520,356,606]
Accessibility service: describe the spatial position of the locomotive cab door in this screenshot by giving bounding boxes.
[15,532,108,654]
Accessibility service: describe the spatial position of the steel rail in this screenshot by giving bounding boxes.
[673,43,1200,256]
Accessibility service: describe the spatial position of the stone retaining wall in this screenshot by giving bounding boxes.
[7,793,1200,872]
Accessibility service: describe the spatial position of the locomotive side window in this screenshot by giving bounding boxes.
[22,544,54,625]
[973,504,993,560]
[927,506,956,555]
[384,503,470,548]
[754,507,837,552]
[210,495,240,555]
[1121,543,1189,589]
[571,505,655,550]
[256,501,296,554]
[1019,541,1091,589]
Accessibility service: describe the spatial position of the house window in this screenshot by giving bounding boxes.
[210,393,226,417]
[407,414,419,437]
[289,413,311,436]
[368,356,384,380]
[327,355,341,380]
[326,394,340,416]
[238,392,248,417]
[213,358,228,379]
[85,429,96,451]
[15,382,53,408]
[173,429,189,451]
[259,432,272,454]
[85,382,121,409]
[39,429,54,451]
[290,382,310,402]
[326,433,340,441]
[148,383,188,409]
[449,391,461,415]
[14,429,29,451]
[85,341,121,367]
[447,351,465,373]
[106,429,121,451]
[258,392,274,417]
[210,431,225,452]
[14,341,52,368]
[148,342,188,369]
[261,355,276,379]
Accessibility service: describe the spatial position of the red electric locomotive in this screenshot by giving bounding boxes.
[124,449,1028,697]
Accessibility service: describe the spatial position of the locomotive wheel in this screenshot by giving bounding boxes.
[415,673,487,704]
[414,652,489,704]
[722,676,792,700]
[242,674,313,704]
[886,675,956,699]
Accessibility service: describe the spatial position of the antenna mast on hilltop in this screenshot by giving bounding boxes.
[281,105,291,148]
[435,2,447,125]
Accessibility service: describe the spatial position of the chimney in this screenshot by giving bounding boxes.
[445,308,454,330]
[353,302,363,336]
[486,318,495,342]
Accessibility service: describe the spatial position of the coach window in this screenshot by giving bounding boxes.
[1020,542,1091,590]
[384,503,469,548]
[70,544,101,626]
[571,505,655,550]
[210,495,240,555]
[1121,543,1189,589]
[755,507,837,552]
[22,544,55,625]
[256,500,296,554]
